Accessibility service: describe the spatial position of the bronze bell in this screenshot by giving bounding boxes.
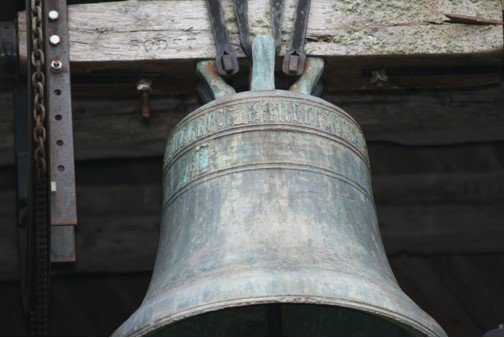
[114,36,445,336]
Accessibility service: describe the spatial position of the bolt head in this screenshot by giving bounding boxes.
[48,10,59,21]
[49,35,61,46]
[136,79,152,92]
[50,59,63,72]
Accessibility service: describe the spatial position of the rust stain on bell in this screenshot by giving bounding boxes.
[114,90,445,336]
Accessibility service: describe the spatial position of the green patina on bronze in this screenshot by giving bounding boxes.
[114,36,446,337]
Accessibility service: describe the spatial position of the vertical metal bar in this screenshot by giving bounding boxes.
[270,0,285,55]
[43,0,77,262]
[232,0,252,58]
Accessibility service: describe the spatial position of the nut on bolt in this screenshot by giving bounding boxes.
[50,59,63,72]
[136,79,152,120]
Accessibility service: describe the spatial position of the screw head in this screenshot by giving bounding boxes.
[49,35,61,46]
[50,59,63,72]
[48,10,59,21]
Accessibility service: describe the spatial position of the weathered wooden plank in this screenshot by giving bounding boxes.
[428,255,504,333]
[389,255,504,336]
[15,0,503,92]
[1,167,504,280]
[1,84,503,165]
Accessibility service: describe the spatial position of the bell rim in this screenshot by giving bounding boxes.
[114,295,446,337]
[114,266,446,337]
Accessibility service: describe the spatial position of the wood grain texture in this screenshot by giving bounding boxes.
[15,0,504,91]
[1,84,503,165]
[390,254,504,336]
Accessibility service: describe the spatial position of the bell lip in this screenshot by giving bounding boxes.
[114,296,446,337]
[113,295,446,337]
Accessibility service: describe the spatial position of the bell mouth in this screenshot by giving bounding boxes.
[113,268,445,337]
[147,302,421,337]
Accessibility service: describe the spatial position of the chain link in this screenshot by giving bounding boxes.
[30,0,47,181]
[28,0,50,334]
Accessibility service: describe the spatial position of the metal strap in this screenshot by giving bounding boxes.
[232,0,252,59]
[283,0,311,75]
[205,0,239,76]
[44,0,78,231]
[204,0,312,81]
[270,0,285,55]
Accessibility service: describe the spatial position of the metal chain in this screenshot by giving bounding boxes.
[28,0,50,335]
[30,0,47,181]
[30,174,49,336]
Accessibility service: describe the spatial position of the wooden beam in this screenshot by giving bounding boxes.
[1,84,503,165]
[1,162,503,280]
[15,0,503,92]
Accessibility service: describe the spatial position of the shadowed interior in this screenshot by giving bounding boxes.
[150,303,418,336]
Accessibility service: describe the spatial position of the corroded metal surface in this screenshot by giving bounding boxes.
[289,57,324,95]
[196,61,236,100]
[114,90,445,336]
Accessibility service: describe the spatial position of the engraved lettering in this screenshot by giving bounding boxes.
[225,107,234,127]
[331,115,342,135]
[269,102,278,122]
[206,112,215,134]
[314,108,322,127]
[306,106,315,126]
[129,39,141,51]
[320,111,331,132]
[157,39,168,50]
[294,103,305,124]
[279,102,288,122]
[215,109,226,129]
[187,122,196,144]
[166,97,367,161]
[262,102,270,123]
[248,103,259,123]
[129,38,169,53]
[197,116,207,135]
[143,39,155,52]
